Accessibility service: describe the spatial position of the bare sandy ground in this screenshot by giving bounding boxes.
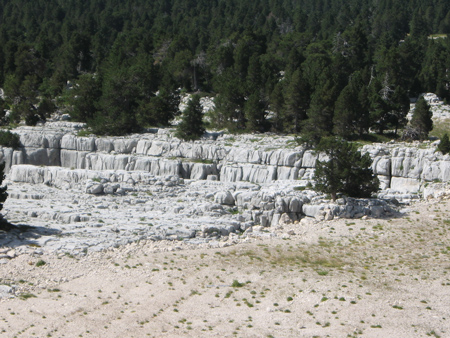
[1,197,450,338]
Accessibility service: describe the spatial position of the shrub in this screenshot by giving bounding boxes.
[0,130,21,149]
[231,280,244,288]
[36,260,46,267]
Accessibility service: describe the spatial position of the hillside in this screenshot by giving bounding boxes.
[0,0,448,136]
[0,2,450,337]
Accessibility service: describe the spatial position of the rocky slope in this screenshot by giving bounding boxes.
[3,122,450,191]
[0,121,449,254]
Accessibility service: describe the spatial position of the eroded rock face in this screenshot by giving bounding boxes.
[3,122,450,239]
[0,126,406,255]
[2,118,450,253]
[5,123,450,196]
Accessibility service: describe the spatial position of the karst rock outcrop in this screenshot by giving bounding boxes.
[1,121,449,253]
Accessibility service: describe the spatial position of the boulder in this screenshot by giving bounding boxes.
[76,137,96,151]
[147,141,170,156]
[377,175,391,190]
[214,191,235,206]
[0,285,15,299]
[302,204,325,218]
[11,149,24,167]
[241,164,277,183]
[86,181,104,194]
[423,183,450,199]
[288,197,303,213]
[60,134,77,150]
[10,165,45,184]
[135,140,152,155]
[278,213,293,225]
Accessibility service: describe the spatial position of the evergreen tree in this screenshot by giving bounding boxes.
[244,90,267,132]
[89,67,141,135]
[305,78,337,136]
[268,81,285,132]
[410,10,429,39]
[212,68,246,131]
[0,98,7,125]
[65,73,102,122]
[314,137,379,201]
[367,73,408,135]
[333,83,358,139]
[438,133,450,155]
[4,74,41,125]
[368,76,390,134]
[138,88,180,127]
[388,85,410,136]
[175,94,205,141]
[410,96,433,140]
[333,71,370,139]
[284,68,310,133]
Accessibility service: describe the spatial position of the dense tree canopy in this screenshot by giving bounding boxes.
[0,0,448,135]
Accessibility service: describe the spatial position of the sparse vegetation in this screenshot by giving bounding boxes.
[35,260,46,267]
[231,280,245,288]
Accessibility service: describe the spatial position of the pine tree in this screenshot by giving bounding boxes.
[284,68,310,133]
[65,73,102,122]
[333,71,370,139]
[175,94,205,141]
[269,82,285,132]
[244,91,267,132]
[314,137,379,201]
[212,69,246,131]
[410,96,433,140]
[91,68,141,135]
[333,84,357,139]
[438,133,450,155]
[305,79,336,137]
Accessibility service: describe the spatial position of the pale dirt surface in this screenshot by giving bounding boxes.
[1,198,450,338]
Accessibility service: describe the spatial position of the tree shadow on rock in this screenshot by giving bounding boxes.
[0,219,61,248]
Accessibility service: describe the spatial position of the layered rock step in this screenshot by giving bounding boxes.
[5,123,434,254]
[2,124,450,196]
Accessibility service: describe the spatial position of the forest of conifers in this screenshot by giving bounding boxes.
[0,0,449,137]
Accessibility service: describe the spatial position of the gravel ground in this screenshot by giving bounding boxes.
[1,196,449,338]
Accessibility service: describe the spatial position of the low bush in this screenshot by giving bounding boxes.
[0,130,21,149]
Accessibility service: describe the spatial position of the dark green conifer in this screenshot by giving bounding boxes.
[314,137,379,201]
[438,133,450,155]
[410,96,433,140]
[175,94,205,141]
